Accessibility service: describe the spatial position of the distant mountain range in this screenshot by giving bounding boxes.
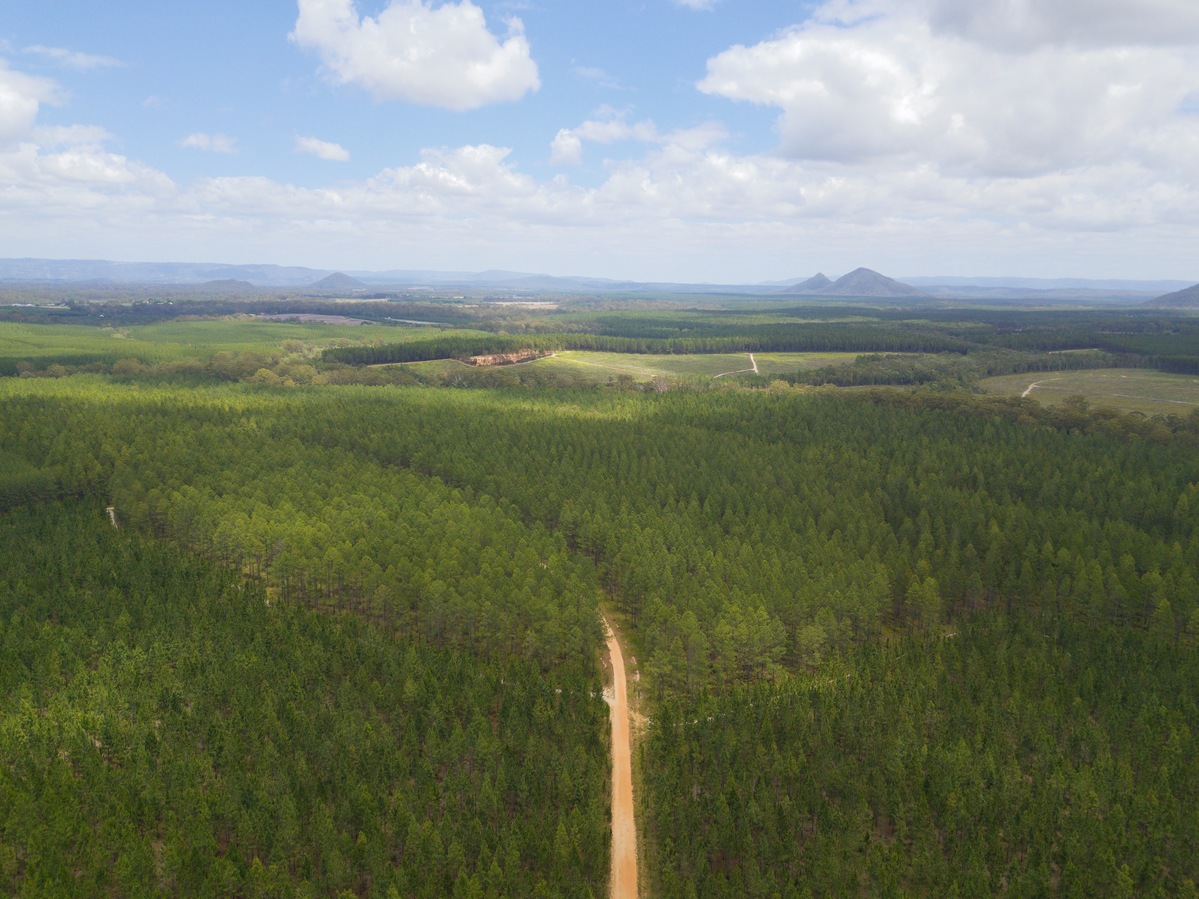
[786,268,929,298]
[1146,283,1199,308]
[0,257,1192,303]
[309,272,368,291]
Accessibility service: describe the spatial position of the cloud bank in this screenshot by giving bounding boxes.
[1,0,1198,281]
[699,2,1199,179]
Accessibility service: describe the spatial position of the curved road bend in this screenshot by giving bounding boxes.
[604,617,639,899]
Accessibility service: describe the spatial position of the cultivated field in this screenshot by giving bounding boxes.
[981,368,1199,416]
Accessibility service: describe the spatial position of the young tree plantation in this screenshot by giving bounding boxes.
[1,297,1197,896]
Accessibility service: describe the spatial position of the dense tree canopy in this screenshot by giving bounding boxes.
[0,502,608,898]
[3,303,1198,896]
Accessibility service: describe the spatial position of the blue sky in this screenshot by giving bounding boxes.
[2,0,1198,282]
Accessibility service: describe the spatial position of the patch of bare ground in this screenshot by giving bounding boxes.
[603,613,640,898]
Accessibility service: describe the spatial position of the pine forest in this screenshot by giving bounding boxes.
[1,296,1197,897]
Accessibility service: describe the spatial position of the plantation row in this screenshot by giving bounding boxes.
[3,359,1199,894]
[647,615,1199,897]
[0,503,608,898]
[0,383,602,669]
[5,379,1196,697]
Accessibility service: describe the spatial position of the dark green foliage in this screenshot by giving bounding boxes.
[226,386,1198,690]
[0,502,608,897]
[646,615,1199,897]
[4,303,1199,899]
[0,381,603,668]
[5,381,1196,694]
[0,450,64,510]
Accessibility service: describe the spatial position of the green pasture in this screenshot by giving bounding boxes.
[402,358,475,377]
[981,368,1199,417]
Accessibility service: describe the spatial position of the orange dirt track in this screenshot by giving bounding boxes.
[604,618,638,899]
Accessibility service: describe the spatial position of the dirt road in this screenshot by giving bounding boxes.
[1022,377,1061,398]
[714,353,759,378]
[604,617,638,899]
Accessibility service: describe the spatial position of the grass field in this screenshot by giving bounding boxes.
[981,368,1199,417]
[753,352,867,377]
[546,351,757,381]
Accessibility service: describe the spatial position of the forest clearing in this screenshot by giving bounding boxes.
[982,368,1199,416]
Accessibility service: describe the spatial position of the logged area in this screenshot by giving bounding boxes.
[982,367,1199,416]
[2,299,1199,896]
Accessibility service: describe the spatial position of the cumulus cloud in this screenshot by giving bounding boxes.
[549,130,583,166]
[699,4,1199,177]
[551,117,658,165]
[290,0,539,110]
[180,133,239,154]
[3,0,1198,283]
[0,60,59,144]
[295,135,350,161]
[2,124,1197,280]
[24,45,124,70]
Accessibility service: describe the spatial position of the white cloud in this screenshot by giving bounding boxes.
[290,0,539,110]
[0,60,59,144]
[2,125,1197,280]
[295,135,350,161]
[24,45,123,70]
[698,7,1199,177]
[32,124,112,147]
[550,111,724,165]
[180,133,239,154]
[674,0,720,9]
[549,130,583,166]
[2,2,1198,284]
[551,117,660,164]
